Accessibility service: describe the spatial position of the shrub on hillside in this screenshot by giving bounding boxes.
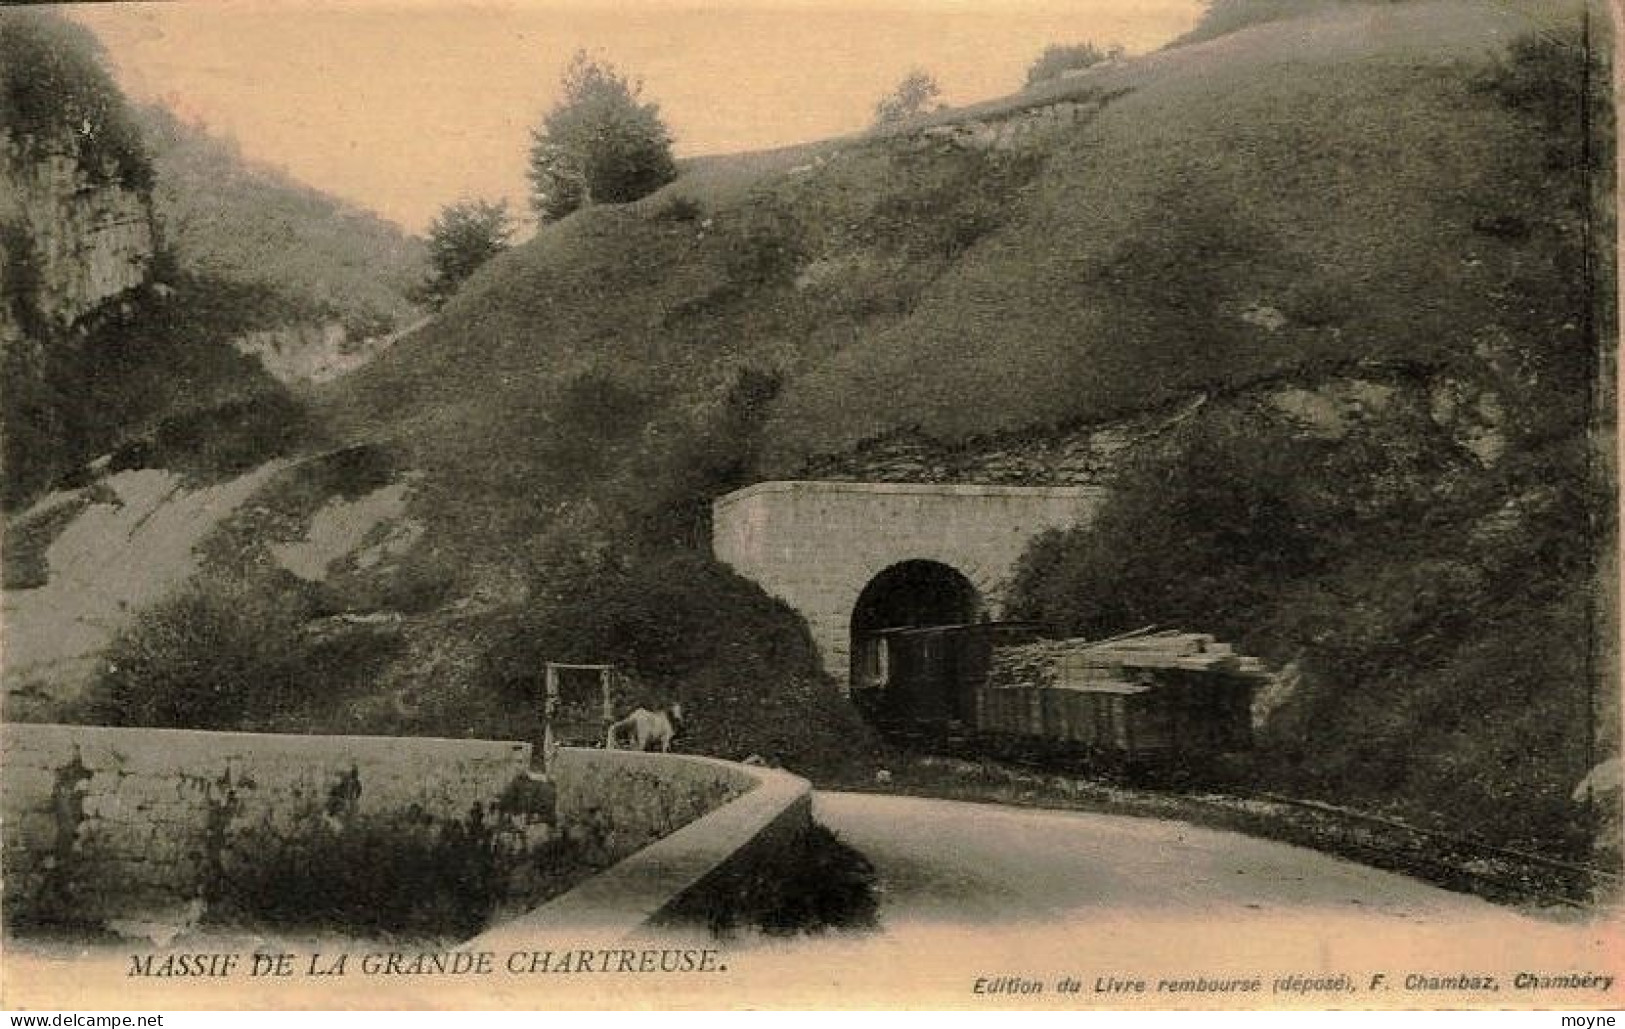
[623,365,784,549]
[1024,42,1122,87]
[316,547,466,617]
[419,198,514,309]
[95,569,409,732]
[651,195,704,223]
[483,549,878,776]
[144,390,315,481]
[721,201,808,287]
[537,368,655,490]
[1007,406,1459,645]
[1262,574,1594,853]
[97,574,312,730]
[870,145,1044,261]
[873,70,943,126]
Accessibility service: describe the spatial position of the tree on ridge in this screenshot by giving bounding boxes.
[527,51,677,223]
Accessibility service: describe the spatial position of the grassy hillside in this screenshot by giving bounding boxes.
[326,0,1595,548]
[301,0,1614,832]
[765,2,1573,462]
[1168,0,1398,48]
[141,106,425,338]
[339,1,1579,463]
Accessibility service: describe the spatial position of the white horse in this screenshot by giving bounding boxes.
[606,702,683,752]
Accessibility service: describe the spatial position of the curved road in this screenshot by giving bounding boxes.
[689,793,1614,1007]
[813,791,1541,925]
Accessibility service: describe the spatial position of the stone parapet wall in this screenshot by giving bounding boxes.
[2,727,782,943]
[2,723,531,926]
[552,747,752,866]
[911,96,1107,153]
[474,749,811,946]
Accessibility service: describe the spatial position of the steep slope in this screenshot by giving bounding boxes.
[329,0,1589,546]
[140,105,425,345]
[3,463,292,719]
[0,12,420,723]
[764,0,1569,461]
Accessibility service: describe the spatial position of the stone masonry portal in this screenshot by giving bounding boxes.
[711,481,1107,689]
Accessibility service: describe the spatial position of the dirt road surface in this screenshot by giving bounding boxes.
[813,791,1524,925]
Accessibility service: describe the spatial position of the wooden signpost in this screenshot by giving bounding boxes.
[539,662,617,775]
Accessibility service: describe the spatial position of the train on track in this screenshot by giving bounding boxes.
[852,624,1268,767]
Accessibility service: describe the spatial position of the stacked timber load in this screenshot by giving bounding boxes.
[980,628,1268,759]
[988,628,1267,691]
[984,639,1076,690]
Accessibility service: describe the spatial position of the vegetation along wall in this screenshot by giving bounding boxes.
[2,723,531,929]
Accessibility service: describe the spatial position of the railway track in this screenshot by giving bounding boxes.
[887,731,1618,911]
[1189,787,1616,911]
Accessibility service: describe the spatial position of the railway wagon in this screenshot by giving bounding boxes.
[871,625,1264,765]
[975,673,1257,761]
[860,622,1041,729]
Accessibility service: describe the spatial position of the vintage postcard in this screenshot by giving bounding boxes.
[1,0,1620,1011]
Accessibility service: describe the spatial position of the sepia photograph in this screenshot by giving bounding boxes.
[0,0,1620,1012]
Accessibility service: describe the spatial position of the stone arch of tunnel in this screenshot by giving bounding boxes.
[711,481,1109,690]
[848,559,982,691]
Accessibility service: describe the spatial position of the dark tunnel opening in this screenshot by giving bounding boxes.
[849,560,982,723]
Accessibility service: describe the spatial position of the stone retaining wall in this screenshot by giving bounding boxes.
[1,723,531,926]
[4,726,806,943]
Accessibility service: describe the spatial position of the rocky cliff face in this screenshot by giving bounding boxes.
[797,370,1510,489]
[1,139,157,339]
[1,119,166,508]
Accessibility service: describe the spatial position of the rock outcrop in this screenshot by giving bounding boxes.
[797,368,1511,487]
[0,141,156,337]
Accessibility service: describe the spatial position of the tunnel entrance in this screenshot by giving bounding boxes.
[849,560,981,726]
